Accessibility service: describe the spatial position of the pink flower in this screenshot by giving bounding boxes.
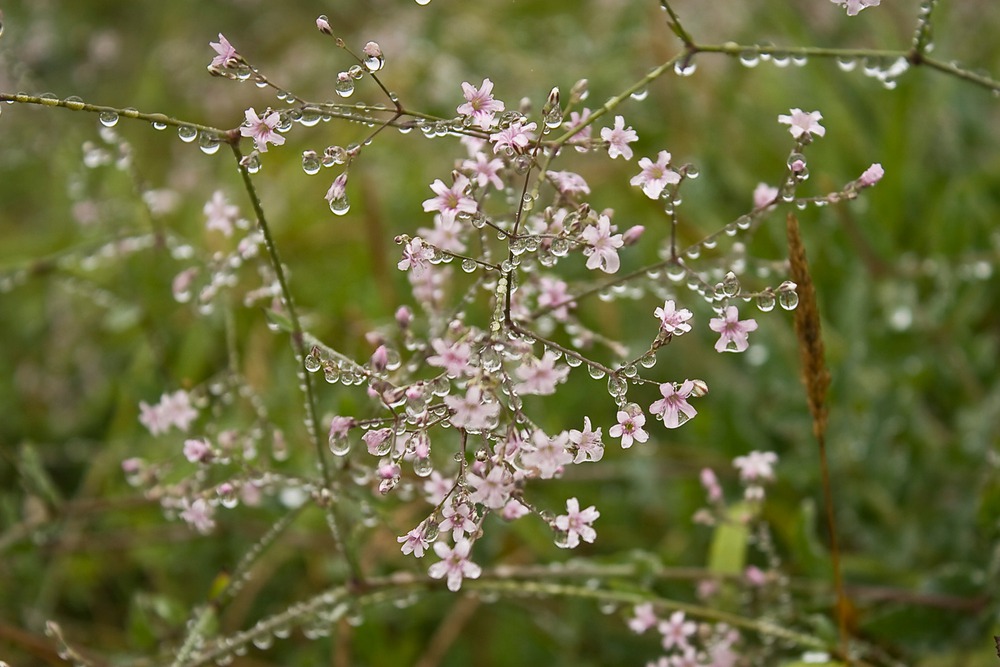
[468,465,514,509]
[325,173,348,204]
[427,338,473,378]
[514,351,569,395]
[457,78,505,130]
[564,109,593,149]
[397,526,430,558]
[858,162,884,187]
[397,237,434,277]
[440,501,477,541]
[444,386,500,431]
[658,610,696,652]
[418,215,466,254]
[600,115,638,160]
[461,152,505,190]
[501,499,530,520]
[240,108,285,153]
[650,380,698,429]
[363,428,393,456]
[609,410,648,449]
[628,603,659,634]
[209,33,238,69]
[203,190,238,236]
[581,215,624,274]
[630,151,680,199]
[700,468,722,503]
[778,108,826,139]
[569,417,604,463]
[521,430,573,479]
[422,174,478,225]
[490,121,537,154]
[733,450,778,483]
[428,538,482,592]
[183,438,212,463]
[180,498,216,534]
[753,182,779,209]
[423,471,454,505]
[654,300,693,335]
[537,277,576,321]
[554,497,600,548]
[548,170,590,195]
[831,0,881,15]
[709,306,758,353]
[329,416,354,439]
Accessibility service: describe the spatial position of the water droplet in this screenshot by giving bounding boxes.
[99,111,119,127]
[836,56,858,72]
[721,272,741,297]
[243,153,261,174]
[674,60,697,77]
[630,87,649,101]
[587,364,606,380]
[778,289,799,311]
[324,365,340,383]
[328,194,350,216]
[335,73,355,98]
[329,432,351,456]
[364,54,385,73]
[302,152,321,175]
[771,51,790,68]
[304,354,321,372]
[198,132,221,154]
[685,245,701,260]
[415,0,431,5]
[461,258,477,273]
[152,120,167,130]
[413,456,433,477]
[178,125,198,143]
[607,374,627,397]
[739,51,759,68]
[640,353,656,368]
[756,292,775,312]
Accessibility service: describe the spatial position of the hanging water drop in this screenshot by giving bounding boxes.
[461,258,477,273]
[778,288,799,310]
[756,292,775,312]
[302,151,321,174]
[738,51,760,68]
[674,60,697,77]
[99,111,119,127]
[721,272,741,297]
[304,353,321,372]
[335,72,355,98]
[198,132,221,154]
[178,125,198,143]
[328,194,350,216]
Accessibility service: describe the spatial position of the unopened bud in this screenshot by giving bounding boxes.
[316,15,333,35]
[622,225,645,246]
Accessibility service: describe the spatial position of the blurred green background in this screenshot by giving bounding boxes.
[2,1,999,665]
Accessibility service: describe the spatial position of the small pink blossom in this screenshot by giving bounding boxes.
[581,214,624,274]
[468,465,514,509]
[858,162,884,187]
[564,109,593,150]
[537,277,576,321]
[428,538,482,592]
[397,526,430,558]
[457,78,505,130]
[654,300,693,335]
[700,468,722,503]
[440,501,477,541]
[418,215,466,254]
[554,497,600,548]
[521,430,573,479]
[630,151,681,199]
[514,351,569,395]
[548,170,591,195]
[490,121,537,154]
[325,173,348,205]
[709,306,758,353]
[363,428,393,456]
[733,450,778,483]
[569,417,604,463]
[753,182,779,209]
[444,386,500,431]
[180,498,216,534]
[427,338,473,378]
[423,471,454,505]
[778,108,826,139]
[203,190,238,236]
[240,108,285,153]
[397,237,434,277]
[609,410,648,448]
[183,438,212,463]
[209,34,238,69]
[422,174,478,225]
[461,152,505,190]
[649,380,698,429]
[501,499,530,520]
[600,115,638,160]
[329,416,354,439]
[658,610,696,652]
[628,603,659,634]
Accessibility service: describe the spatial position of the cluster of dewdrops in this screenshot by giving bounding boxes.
[131,18,882,600]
